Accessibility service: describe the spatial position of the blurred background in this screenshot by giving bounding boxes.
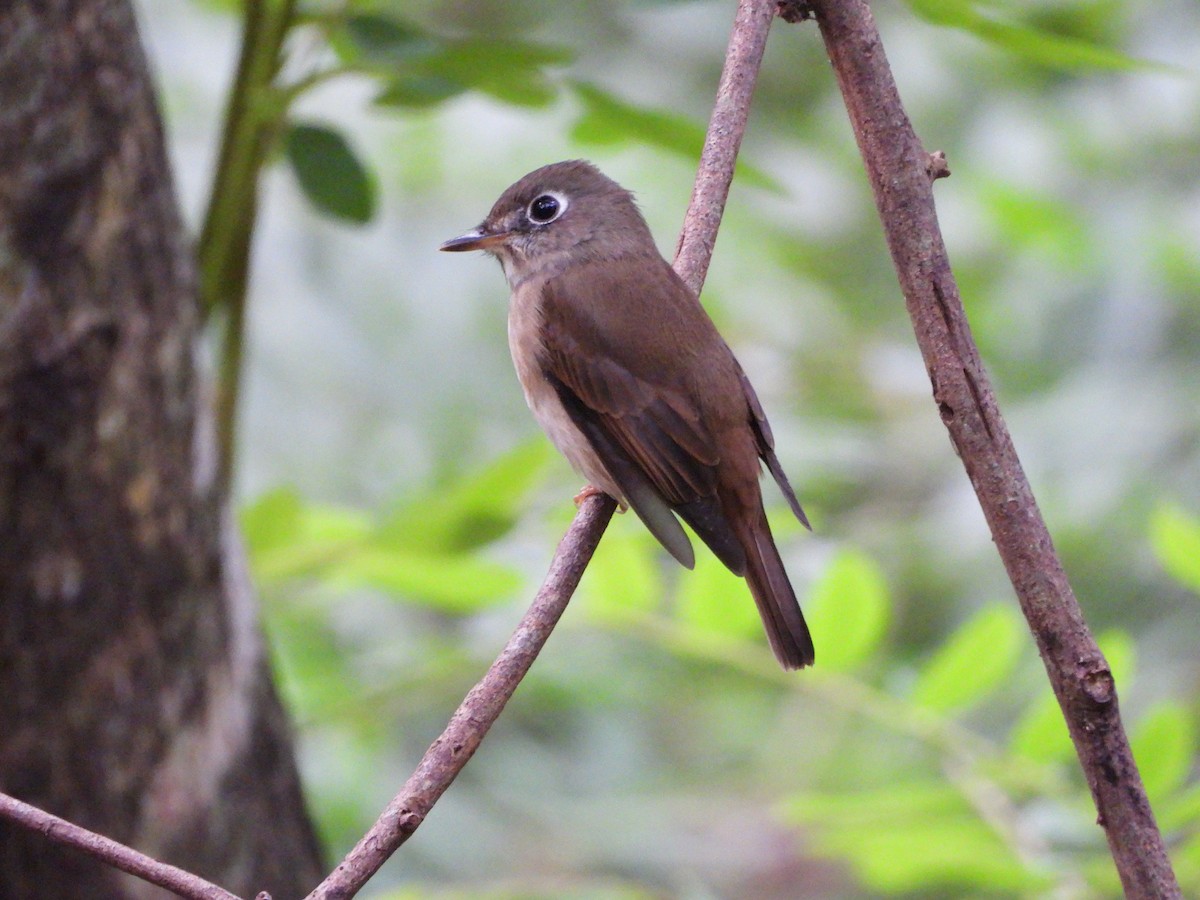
[136,0,1200,896]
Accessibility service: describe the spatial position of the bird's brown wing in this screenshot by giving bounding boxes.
[537,264,748,574]
[734,356,810,529]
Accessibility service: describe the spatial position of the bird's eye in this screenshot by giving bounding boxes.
[527,193,566,224]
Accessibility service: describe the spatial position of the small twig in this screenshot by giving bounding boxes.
[0,792,241,900]
[674,0,778,296]
[803,0,1180,895]
[926,150,950,181]
[306,493,617,899]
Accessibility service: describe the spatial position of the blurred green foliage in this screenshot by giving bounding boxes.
[142,0,1200,895]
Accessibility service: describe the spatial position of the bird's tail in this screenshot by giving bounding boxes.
[739,511,814,669]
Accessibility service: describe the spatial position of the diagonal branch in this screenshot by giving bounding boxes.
[0,3,776,898]
[306,2,779,896]
[305,492,615,900]
[674,0,778,296]
[802,0,1180,895]
[0,792,241,900]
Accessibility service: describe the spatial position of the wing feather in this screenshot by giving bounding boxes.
[536,262,745,570]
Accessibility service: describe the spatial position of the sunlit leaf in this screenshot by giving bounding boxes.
[675,549,761,640]
[379,440,555,554]
[1158,781,1200,832]
[911,603,1024,712]
[241,486,304,556]
[804,547,890,671]
[829,819,1046,892]
[581,519,662,623]
[1131,702,1195,803]
[569,81,780,191]
[1150,503,1200,595]
[1097,629,1135,688]
[978,179,1089,267]
[785,784,1046,892]
[1010,691,1073,763]
[328,548,520,612]
[244,492,372,584]
[285,122,377,223]
[781,782,967,827]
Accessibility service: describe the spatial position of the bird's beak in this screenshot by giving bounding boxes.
[439,227,511,252]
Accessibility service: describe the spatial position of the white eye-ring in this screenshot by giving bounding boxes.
[526,192,568,225]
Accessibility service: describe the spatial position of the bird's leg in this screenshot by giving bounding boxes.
[574,483,623,510]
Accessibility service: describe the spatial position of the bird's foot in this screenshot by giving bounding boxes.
[574,484,605,506]
[574,484,619,509]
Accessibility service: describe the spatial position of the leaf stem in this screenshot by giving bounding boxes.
[198,0,297,494]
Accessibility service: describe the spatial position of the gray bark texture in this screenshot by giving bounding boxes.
[0,1,325,897]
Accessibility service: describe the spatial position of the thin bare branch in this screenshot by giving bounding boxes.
[0,2,774,896]
[803,0,1180,895]
[306,7,780,896]
[674,0,779,296]
[0,792,241,900]
[306,493,617,899]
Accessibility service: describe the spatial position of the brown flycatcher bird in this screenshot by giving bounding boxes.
[440,160,814,669]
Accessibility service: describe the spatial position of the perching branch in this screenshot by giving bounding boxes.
[0,3,770,897]
[0,793,241,900]
[674,0,778,296]
[804,0,1180,895]
[304,3,778,896]
[306,493,616,900]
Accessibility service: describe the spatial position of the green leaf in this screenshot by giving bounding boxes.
[379,440,555,554]
[241,486,304,556]
[781,782,968,828]
[1150,503,1200,595]
[414,39,571,108]
[568,82,780,191]
[1010,691,1073,763]
[904,0,1153,71]
[339,13,437,65]
[911,603,1024,712]
[978,179,1089,267]
[783,784,1046,893]
[804,547,890,671]
[1097,628,1135,687]
[328,548,521,612]
[242,489,372,584]
[969,16,1152,72]
[285,122,377,223]
[264,595,360,721]
[675,549,762,640]
[581,517,662,623]
[374,74,466,109]
[1131,702,1195,803]
[1158,780,1200,832]
[825,819,1044,892]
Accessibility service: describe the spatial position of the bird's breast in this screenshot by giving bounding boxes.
[507,284,620,499]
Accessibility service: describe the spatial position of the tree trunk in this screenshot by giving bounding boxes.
[0,1,324,896]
